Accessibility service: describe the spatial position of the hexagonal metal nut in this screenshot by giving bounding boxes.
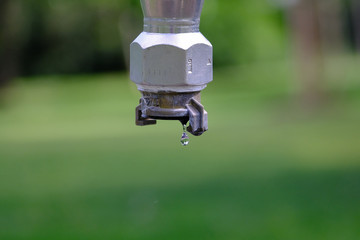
[130,32,213,91]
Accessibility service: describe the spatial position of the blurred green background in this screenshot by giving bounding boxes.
[1,0,360,239]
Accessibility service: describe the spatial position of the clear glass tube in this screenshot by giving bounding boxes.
[141,0,204,33]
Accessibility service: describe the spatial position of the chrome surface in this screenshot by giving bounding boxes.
[130,0,212,136]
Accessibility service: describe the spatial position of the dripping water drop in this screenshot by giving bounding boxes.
[180,124,190,146]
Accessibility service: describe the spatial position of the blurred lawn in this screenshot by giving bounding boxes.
[1,58,360,240]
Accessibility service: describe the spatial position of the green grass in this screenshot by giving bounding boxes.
[0,59,360,239]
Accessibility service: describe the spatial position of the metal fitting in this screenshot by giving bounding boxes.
[130,0,212,136]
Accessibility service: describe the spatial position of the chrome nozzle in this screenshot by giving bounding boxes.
[130,0,212,136]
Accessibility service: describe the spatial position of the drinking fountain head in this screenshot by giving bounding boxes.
[130,0,212,136]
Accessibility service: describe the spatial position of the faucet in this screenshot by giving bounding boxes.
[130,0,213,136]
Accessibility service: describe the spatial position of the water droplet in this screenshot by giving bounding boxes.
[180,132,190,146]
[180,124,190,146]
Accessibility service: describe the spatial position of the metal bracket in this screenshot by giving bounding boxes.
[134,94,208,136]
[186,98,208,136]
[135,99,156,126]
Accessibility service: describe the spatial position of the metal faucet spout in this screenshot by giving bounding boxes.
[130,0,212,137]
